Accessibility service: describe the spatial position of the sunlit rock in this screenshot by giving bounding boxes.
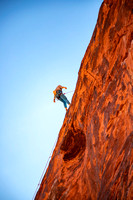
[35,0,133,199]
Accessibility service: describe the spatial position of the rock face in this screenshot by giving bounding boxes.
[35,0,133,199]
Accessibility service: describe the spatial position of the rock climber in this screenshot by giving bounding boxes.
[53,85,70,111]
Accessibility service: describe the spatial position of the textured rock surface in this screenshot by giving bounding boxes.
[35,0,133,199]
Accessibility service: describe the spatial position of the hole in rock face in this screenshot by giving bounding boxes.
[60,129,86,161]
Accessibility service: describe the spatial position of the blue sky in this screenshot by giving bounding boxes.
[0,0,103,199]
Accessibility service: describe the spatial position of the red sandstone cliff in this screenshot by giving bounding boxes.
[35,0,133,199]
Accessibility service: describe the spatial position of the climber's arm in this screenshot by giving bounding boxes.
[53,94,56,102]
[61,86,67,89]
[53,90,56,103]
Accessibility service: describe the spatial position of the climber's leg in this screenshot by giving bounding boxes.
[59,97,67,108]
[60,94,70,105]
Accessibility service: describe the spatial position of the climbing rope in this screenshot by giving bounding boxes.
[64,90,74,95]
[32,137,58,200]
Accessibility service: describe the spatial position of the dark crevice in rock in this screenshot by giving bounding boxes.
[60,129,86,161]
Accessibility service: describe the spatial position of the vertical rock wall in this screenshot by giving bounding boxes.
[35,0,133,199]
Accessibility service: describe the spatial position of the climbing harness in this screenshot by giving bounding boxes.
[56,90,74,99]
[56,90,63,99]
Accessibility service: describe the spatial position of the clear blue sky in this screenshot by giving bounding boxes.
[0,0,103,199]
